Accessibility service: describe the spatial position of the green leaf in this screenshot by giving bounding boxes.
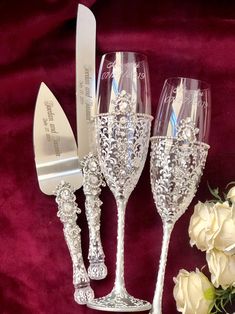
[214,301,222,312]
[208,303,214,312]
[220,297,226,311]
[222,192,227,201]
[207,182,223,202]
[210,286,235,313]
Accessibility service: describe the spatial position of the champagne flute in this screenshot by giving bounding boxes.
[87,52,153,312]
[150,77,211,314]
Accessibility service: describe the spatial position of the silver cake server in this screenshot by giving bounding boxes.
[33,82,94,304]
[76,4,107,280]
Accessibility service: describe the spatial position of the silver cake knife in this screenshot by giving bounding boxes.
[76,4,107,280]
[33,82,94,304]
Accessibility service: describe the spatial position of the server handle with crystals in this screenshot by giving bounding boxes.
[55,181,94,303]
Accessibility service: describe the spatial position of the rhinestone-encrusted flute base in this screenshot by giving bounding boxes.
[87,289,151,312]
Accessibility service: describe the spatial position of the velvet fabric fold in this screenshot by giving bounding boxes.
[1,0,235,313]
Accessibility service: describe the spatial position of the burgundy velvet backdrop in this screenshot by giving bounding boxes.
[1,0,235,313]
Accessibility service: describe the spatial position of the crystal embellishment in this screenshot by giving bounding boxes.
[176,117,199,142]
[111,90,136,114]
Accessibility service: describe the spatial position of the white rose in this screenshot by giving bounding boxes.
[189,201,216,251]
[173,269,215,314]
[214,205,235,255]
[189,201,235,255]
[206,249,235,289]
[227,186,235,204]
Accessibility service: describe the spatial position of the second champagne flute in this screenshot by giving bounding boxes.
[150,77,211,314]
[87,52,153,312]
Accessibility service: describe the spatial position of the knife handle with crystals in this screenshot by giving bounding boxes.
[82,154,107,280]
[55,181,94,304]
